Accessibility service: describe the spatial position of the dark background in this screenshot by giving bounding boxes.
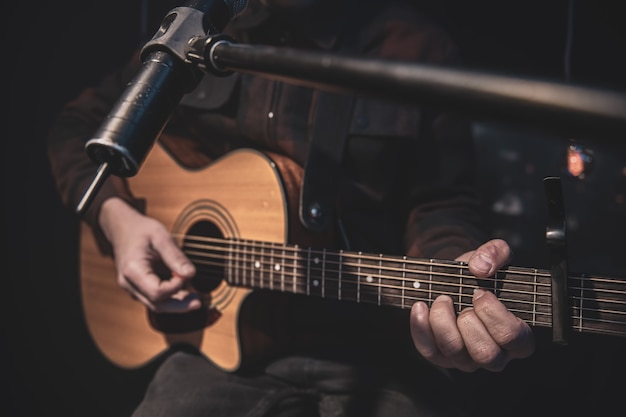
[3,1,626,416]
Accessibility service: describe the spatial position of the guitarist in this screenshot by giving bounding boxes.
[47,0,535,416]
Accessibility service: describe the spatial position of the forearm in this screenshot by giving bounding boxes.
[98,197,146,246]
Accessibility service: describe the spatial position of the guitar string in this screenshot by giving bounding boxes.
[177,235,626,293]
[191,256,625,321]
[197,253,626,308]
[177,238,626,327]
[174,231,626,277]
[179,236,626,304]
[190,261,626,335]
[184,242,540,289]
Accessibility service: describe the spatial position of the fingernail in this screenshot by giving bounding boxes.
[472,253,493,275]
[181,263,194,275]
[414,302,426,319]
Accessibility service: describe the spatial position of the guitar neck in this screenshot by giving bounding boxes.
[183,236,626,338]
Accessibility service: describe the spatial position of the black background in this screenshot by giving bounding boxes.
[3,1,626,416]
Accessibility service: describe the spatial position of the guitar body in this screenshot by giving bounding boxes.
[80,145,295,372]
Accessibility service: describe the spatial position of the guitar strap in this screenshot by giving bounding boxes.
[298,7,369,235]
[298,0,375,234]
[299,90,355,233]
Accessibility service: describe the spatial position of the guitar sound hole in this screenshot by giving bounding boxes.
[184,220,225,294]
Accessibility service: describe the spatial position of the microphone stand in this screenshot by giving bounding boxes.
[78,5,626,215]
[201,40,626,143]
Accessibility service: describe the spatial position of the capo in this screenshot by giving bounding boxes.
[543,176,570,345]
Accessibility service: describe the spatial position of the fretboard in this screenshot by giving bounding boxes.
[183,236,626,338]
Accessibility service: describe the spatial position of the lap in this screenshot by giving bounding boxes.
[131,349,466,417]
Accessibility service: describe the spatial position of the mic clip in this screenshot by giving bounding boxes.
[186,33,236,77]
[140,6,223,91]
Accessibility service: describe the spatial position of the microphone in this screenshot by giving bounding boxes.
[76,0,248,215]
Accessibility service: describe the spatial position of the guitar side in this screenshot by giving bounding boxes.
[79,144,290,371]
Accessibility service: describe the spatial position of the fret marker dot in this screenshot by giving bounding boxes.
[413,281,421,289]
[313,279,320,287]
[254,261,260,268]
[274,264,281,271]
[314,257,320,264]
[366,275,373,283]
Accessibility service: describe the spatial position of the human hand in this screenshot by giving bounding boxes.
[98,197,200,313]
[409,239,535,372]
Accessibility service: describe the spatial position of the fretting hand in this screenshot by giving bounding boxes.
[410,239,535,372]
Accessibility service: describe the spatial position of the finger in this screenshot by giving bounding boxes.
[429,295,478,372]
[127,287,202,313]
[456,306,508,372]
[151,233,196,279]
[119,256,187,304]
[467,239,511,278]
[410,302,440,362]
[472,289,535,359]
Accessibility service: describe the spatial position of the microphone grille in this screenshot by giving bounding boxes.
[225,0,248,17]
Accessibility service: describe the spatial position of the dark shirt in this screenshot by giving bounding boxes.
[47,0,487,369]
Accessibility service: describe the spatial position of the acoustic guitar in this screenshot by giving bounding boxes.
[79,144,626,372]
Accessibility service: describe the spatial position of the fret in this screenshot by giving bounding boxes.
[458,263,465,310]
[306,246,311,296]
[250,245,258,289]
[377,255,406,308]
[354,253,384,305]
[230,240,237,285]
[574,273,585,334]
[459,264,475,307]
[333,252,359,303]
[242,240,247,287]
[227,240,234,283]
[234,240,240,286]
[338,250,343,300]
[273,247,283,290]
[246,240,252,287]
[428,259,433,304]
[308,249,324,299]
[292,244,298,295]
[238,240,244,286]
[531,269,538,327]
[280,248,285,292]
[259,241,265,290]
[254,242,261,289]
[234,240,240,285]
[266,242,272,290]
[401,256,407,309]
[292,247,308,296]
[357,254,362,303]
[322,249,327,298]
[268,244,274,290]
[246,242,252,288]
[378,255,382,306]
[320,250,340,301]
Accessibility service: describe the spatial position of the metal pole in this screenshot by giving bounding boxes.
[210,42,626,144]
